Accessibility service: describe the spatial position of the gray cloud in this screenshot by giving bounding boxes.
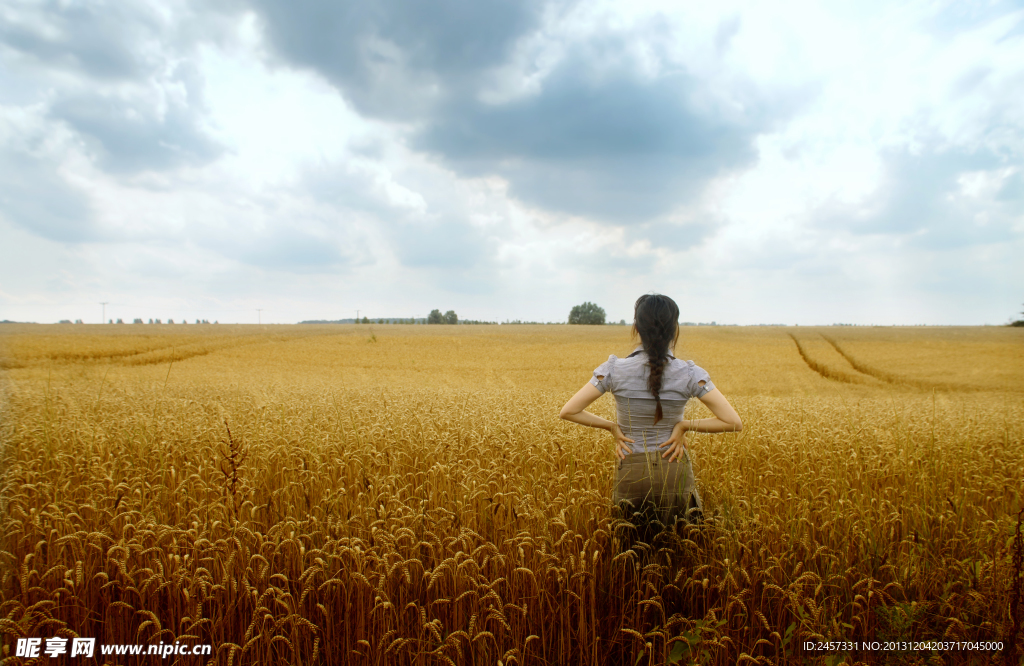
[248,0,546,119]
[0,0,161,79]
[180,185,370,272]
[413,42,779,222]
[997,168,1024,203]
[303,163,399,219]
[622,217,718,253]
[0,148,94,241]
[390,218,492,271]
[0,0,232,79]
[924,0,1024,39]
[952,66,993,96]
[248,2,786,224]
[302,158,496,275]
[2,1,224,174]
[714,15,742,55]
[231,228,355,271]
[1,0,791,233]
[50,89,222,174]
[415,67,765,221]
[815,146,1023,248]
[0,110,97,242]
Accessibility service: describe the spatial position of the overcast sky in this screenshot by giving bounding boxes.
[1,0,1022,325]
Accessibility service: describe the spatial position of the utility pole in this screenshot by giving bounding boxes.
[356,309,360,323]
[256,309,263,325]
[100,302,108,323]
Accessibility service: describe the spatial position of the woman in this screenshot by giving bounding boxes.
[559,294,742,542]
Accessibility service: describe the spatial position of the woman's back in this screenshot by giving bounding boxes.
[559,293,742,542]
[590,347,715,453]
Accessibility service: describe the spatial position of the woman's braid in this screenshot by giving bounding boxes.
[634,295,680,425]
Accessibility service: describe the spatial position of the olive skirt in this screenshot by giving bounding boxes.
[611,450,703,538]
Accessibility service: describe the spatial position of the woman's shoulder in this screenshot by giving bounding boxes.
[668,357,708,373]
[592,353,620,375]
[590,354,621,393]
[664,357,712,383]
[665,358,714,394]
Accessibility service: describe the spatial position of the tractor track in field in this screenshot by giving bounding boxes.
[792,333,1002,392]
[788,333,879,385]
[819,334,907,385]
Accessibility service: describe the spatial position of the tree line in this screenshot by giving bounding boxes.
[303,303,616,325]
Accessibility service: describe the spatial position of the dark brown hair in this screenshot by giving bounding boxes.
[631,294,680,424]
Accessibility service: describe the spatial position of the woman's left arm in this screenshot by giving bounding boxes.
[684,388,742,433]
[658,388,742,461]
[559,383,635,459]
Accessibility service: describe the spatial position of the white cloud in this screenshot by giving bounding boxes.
[0,0,1021,325]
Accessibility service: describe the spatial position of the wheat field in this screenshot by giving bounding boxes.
[1,323,1022,665]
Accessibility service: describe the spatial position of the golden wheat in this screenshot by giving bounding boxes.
[0,323,1021,665]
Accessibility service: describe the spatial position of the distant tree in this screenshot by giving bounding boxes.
[362,316,369,324]
[428,309,444,324]
[1013,302,1024,327]
[568,302,606,325]
[444,310,458,325]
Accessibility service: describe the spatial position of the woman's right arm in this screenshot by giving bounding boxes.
[559,382,636,460]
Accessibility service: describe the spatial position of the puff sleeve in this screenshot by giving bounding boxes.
[590,355,617,394]
[687,363,715,399]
